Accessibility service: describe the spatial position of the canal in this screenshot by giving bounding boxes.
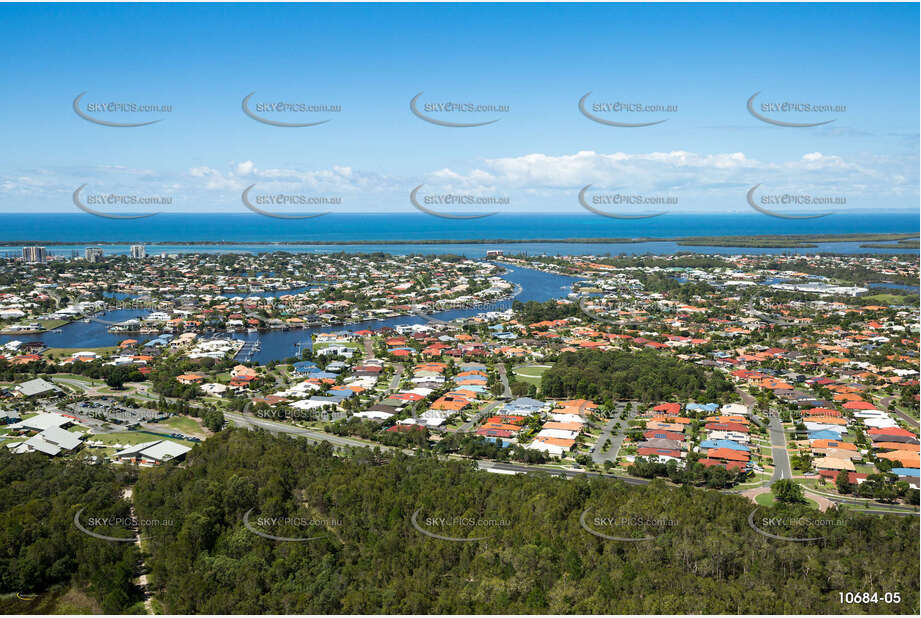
[0,265,580,364]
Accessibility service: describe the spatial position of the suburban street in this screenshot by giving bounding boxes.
[361,336,374,359]
[387,363,404,392]
[877,395,919,429]
[767,413,793,483]
[590,403,636,464]
[458,400,503,433]
[497,364,511,398]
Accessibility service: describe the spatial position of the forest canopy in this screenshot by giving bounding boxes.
[130,429,918,614]
[541,349,734,405]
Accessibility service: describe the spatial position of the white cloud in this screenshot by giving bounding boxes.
[0,148,916,211]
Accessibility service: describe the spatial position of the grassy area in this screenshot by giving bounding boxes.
[514,364,551,377]
[313,341,363,351]
[43,346,119,359]
[89,432,158,446]
[52,373,101,383]
[861,293,908,305]
[755,493,820,509]
[89,430,197,447]
[513,364,550,386]
[736,471,772,488]
[158,415,205,435]
[37,319,69,330]
[0,585,99,615]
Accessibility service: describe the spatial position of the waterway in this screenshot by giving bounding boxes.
[1,265,580,364]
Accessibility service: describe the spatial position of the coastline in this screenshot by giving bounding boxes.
[1,232,917,250]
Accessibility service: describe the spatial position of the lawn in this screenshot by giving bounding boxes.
[88,431,197,447]
[313,341,363,351]
[755,492,820,509]
[43,346,119,359]
[52,373,100,383]
[37,319,69,330]
[736,471,772,488]
[159,415,206,435]
[861,293,908,305]
[514,364,551,380]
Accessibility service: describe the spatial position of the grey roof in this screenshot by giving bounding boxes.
[115,439,191,461]
[114,440,162,458]
[21,435,60,456]
[638,438,683,451]
[8,412,71,431]
[22,426,83,455]
[16,378,61,397]
[39,425,82,449]
[506,397,546,412]
[139,440,191,461]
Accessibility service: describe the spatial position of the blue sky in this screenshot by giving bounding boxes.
[0,2,917,216]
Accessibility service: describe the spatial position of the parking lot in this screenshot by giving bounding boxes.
[64,398,166,429]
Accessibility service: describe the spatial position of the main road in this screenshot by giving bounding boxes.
[226,410,651,485]
[477,461,649,485]
[225,411,387,450]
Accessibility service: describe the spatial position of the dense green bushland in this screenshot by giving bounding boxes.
[541,350,734,405]
[133,429,918,614]
[0,452,142,612]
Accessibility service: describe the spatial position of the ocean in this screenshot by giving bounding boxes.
[0,213,917,257]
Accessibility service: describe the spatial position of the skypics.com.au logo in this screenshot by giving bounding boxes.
[578,185,676,219]
[579,92,677,127]
[746,184,842,219]
[73,507,174,542]
[73,92,171,127]
[242,92,341,127]
[410,185,510,219]
[242,508,342,542]
[747,507,846,542]
[241,185,341,219]
[410,92,509,127]
[410,508,511,542]
[747,91,845,127]
[579,507,678,542]
[73,184,173,219]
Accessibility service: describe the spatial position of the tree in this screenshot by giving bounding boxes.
[772,479,805,504]
[203,409,225,432]
[105,373,126,389]
[835,469,852,495]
